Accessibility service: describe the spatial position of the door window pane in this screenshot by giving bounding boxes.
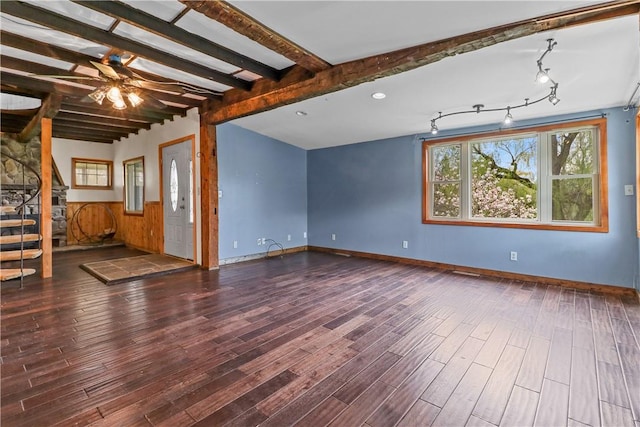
[170,158,178,212]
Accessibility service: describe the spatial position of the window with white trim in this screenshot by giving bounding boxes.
[423,118,608,232]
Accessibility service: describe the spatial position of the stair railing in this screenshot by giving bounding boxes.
[1,152,42,287]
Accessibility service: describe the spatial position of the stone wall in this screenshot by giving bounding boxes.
[1,134,68,246]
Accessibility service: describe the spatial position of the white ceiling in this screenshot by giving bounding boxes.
[228,1,640,150]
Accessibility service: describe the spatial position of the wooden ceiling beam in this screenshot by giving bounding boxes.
[54,119,143,134]
[55,111,152,130]
[60,102,171,122]
[180,0,331,74]
[73,0,280,81]
[18,93,63,143]
[0,1,251,91]
[52,122,132,138]
[206,0,640,124]
[50,131,117,143]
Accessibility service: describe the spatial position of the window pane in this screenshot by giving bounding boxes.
[433,183,460,217]
[170,159,178,212]
[550,130,594,175]
[552,178,593,222]
[432,145,460,180]
[471,137,537,219]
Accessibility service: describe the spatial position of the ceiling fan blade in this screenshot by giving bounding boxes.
[90,61,120,80]
[28,74,100,81]
[134,80,186,94]
[138,92,167,110]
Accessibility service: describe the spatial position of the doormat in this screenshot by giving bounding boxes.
[80,254,196,285]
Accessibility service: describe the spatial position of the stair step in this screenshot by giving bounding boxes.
[0,206,17,214]
[0,268,36,281]
[0,219,37,228]
[0,249,43,262]
[0,234,42,245]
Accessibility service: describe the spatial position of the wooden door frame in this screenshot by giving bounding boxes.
[158,135,197,263]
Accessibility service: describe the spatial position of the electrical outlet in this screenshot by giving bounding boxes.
[624,184,634,196]
[303,231,307,239]
[287,234,291,241]
[402,240,408,249]
[331,233,336,241]
[262,237,266,245]
[510,251,518,261]
[257,238,262,246]
[233,240,238,249]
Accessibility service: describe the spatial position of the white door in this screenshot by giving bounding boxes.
[162,140,193,260]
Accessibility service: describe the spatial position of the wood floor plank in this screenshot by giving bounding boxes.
[569,346,600,426]
[545,327,573,385]
[500,385,539,427]
[2,249,638,427]
[397,398,440,427]
[367,357,444,427]
[534,379,569,427]
[472,345,526,425]
[431,363,492,426]
[600,401,636,427]
[421,337,485,407]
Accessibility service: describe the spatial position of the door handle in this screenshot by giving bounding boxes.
[179,205,185,209]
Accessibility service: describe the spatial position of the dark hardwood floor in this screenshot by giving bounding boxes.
[1,248,639,427]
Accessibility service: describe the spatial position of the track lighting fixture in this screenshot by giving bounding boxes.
[428,38,561,135]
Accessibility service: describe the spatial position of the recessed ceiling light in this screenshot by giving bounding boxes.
[371,92,386,100]
[295,110,308,116]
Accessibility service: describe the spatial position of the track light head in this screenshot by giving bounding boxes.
[536,67,550,84]
[503,107,513,125]
[430,120,438,135]
[548,85,560,105]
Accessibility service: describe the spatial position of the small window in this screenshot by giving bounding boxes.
[72,158,112,189]
[123,157,144,215]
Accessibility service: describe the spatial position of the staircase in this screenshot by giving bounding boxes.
[0,154,43,284]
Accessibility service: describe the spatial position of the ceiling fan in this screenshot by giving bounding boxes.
[31,54,221,110]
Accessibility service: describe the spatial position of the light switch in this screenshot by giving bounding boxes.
[624,185,634,196]
[218,190,223,198]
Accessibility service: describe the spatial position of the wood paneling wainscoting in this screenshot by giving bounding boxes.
[67,201,162,253]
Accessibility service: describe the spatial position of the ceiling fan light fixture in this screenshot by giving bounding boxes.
[88,89,106,105]
[112,99,127,110]
[127,91,144,107]
[106,86,124,104]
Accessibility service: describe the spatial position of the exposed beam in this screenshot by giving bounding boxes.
[51,128,123,143]
[206,0,640,124]
[1,31,222,100]
[60,102,172,122]
[52,123,131,139]
[74,0,280,81]
[18,93,62,143]
[55,111,152,130]
[53,120,142,135]
[0,1,251,91]
[181,0,331,74]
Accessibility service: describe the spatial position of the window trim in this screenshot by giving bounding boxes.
[123,156,145,216]
[71,157,113,190]
[422,117,608,233]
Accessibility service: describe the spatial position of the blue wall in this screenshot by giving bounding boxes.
[308,107,638,288]
[217,123,307,261]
